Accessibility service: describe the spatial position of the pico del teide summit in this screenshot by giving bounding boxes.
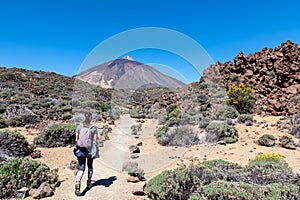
[75,56,186,89]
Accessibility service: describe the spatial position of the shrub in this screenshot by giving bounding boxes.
[100,103,111,112]
[144,170,172,199]
[131,124,142,135]
[155,126,169,138]
[130,108,143,119]
[108,107,121,120]
[34,124,76,147]
[0,116,7,128]
[258,134,276,147]
[204,121,238,143]
[7,114,36,127]
[61,113,72,120]
[197,94,209,104]
[279,136,295,149]
[226,83,255,114]
[199,118,210,129]
[158,125,199,146]
[247,153,284,167]
[145,157,298,200]
[238,114,253,123]
[229,73,239,82]
[291,113,300,125]
[126,162,144,180]
[215,105,240,120]
[0,130,34,162]
[292,124,300,138]
[0,158,58,199]
[61,105,72,112]
[202,181,298,200]
[246,153,294,185]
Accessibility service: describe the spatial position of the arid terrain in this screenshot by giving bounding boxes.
[1,40,299,199]
[10,113,298,200]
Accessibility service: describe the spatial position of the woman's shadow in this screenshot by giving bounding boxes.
[80,176,117,196]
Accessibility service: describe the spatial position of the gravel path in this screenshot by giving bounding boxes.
[40,115,186,200]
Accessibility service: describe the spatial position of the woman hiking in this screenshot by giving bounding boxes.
[74,112,99,196]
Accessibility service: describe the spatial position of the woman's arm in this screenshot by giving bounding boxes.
[75,125,81,145]
[75,132,79,145]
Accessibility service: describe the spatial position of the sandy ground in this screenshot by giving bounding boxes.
[16,115,300,199]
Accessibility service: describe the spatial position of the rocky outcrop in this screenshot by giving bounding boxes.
[202,40,300,116]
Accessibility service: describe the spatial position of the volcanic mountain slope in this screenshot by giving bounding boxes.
[0,67,112,127]
[201,40,300,116]
[75,56,186,89]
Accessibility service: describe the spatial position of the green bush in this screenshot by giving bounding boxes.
[216,105,240,120]
[0,158,58,199]
[292,124,300,138]
[34,124,76,148]
[130,108,142,119]
[126,162,144,180]
[258,134,276,147]
[155,126,169,138]
[238,114,253,123]
[145,156,298,200]
[247,153,286,168]
[229,73,239,82]
[61,105,72,112]
[158,125,199,146]
[0,116,7,128]
[61,113,72,120]
[205,121,238,143]
[7,114,36,127]
[0,130,34,161]
[100,103,111,112]
[226,83,255,114]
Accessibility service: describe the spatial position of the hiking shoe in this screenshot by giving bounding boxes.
[87,180,92,188]
[75,181,81,196]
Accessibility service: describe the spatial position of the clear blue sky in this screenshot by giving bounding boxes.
[0,0,299,83]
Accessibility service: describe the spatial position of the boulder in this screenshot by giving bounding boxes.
[30,150,42,159]
[127,176,140,183]
[129,145,140,154]
[132,182,146,196]
[15,187,29,199]
[32,183,54,199]
[130,154,139,159]
[284,85,298,94]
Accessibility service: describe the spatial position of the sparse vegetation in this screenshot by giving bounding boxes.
[0,158,58,199]
[145,154,298,200]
